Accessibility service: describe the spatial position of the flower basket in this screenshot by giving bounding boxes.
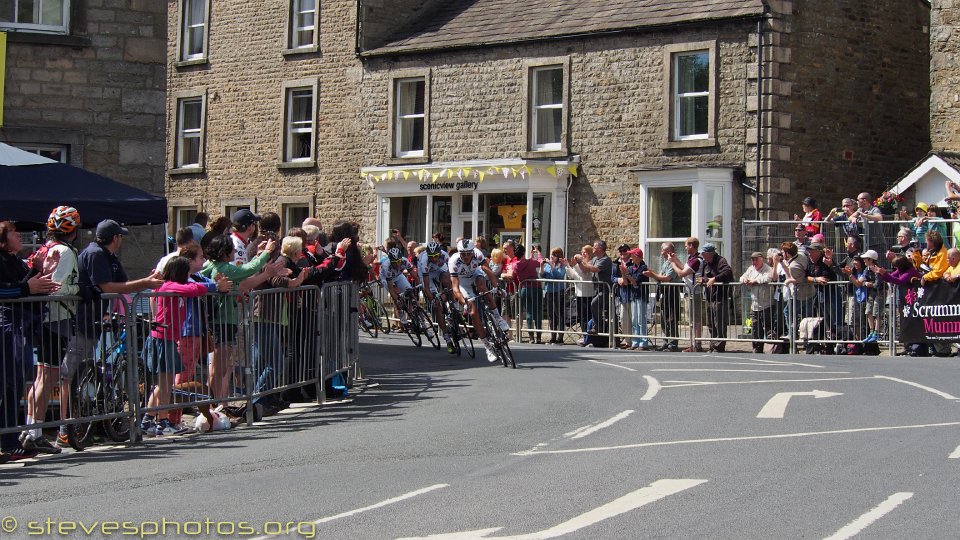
[874,191,904,218]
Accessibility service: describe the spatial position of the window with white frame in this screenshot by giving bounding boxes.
[673,50,710,140]
[180,0,208,62]
[530,66,563,151]
[16,144,68,163]
[284,87,315,162]
[174,207,198,231]
[175,96,204,168]
[639,170,733,264]
[0,0,69,33]
[283,204,310,232]
[394,78,425,158]
[288,0,317,50]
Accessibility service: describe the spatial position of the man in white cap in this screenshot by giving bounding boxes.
[230,209,261,265]
[739,251,772,353]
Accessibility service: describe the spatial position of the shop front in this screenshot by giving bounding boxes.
[362,159,576,252]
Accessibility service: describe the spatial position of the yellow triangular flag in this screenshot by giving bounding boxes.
[478,171,486,182]
[432,172,440,182]
[402,171,410,180]
[523,165,532,175]
[387,171,395,180]
[445,169,453,179]
[568,165,579,177]
[359,172,366,179]
[462,167,473,178]
[547,166,557,176]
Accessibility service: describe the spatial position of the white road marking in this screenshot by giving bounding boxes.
[874,376,960,400]
[622,361,798,366]
[756,390,844,419]
[747,357,826,368]
[652,369,850,374]
[949,445,960,459]
[660,377,876,388]
[640,375,661,401]
[822,492,914,540]
[587,359,637,372]
[512,421,960,456]
[397,479,707,540]
[252,484,448,540]
[570,410,634,440]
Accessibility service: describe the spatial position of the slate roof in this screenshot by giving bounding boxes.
[363,0,767,56]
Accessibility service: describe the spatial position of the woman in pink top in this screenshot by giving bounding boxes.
[142,256,226,436]
[512,245,544,343]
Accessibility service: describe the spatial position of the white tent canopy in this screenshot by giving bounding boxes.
[0,142,57,166]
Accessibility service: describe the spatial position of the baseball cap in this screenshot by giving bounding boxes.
[628,248,643,258]
[617,243,630,252]
[808,242,825,251]
[750,251,764,259]
[95,219,129,240]
[701,243,716,253]
[232,209,261,228]
[861,250,880,261]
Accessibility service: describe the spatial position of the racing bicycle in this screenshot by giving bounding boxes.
[468,288,515,368]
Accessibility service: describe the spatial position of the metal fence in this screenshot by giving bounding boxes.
[0,282,358,453]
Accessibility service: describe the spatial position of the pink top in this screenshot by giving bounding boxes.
[151,281,213,341]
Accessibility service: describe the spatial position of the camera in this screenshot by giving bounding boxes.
[889,245,904,254]
[907,240,920,249]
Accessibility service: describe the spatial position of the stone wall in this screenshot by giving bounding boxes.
[360,22,758,253]
[763,0,931,220]
[165,0,371,237]
[931,0,960,152]
[1,0,167,277]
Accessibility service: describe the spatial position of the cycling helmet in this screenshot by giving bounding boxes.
[457,239,476,253]
[47,206,80,234]
[426,241,443,257]
[387,247,404,262]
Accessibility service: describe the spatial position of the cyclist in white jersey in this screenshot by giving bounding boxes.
[448,239,509,362]
[380,247,419,325]
[418,241,456,353]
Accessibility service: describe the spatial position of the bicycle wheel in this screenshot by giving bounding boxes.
[101,359,132,442]
[401,311,422,347]
[358,303,379,338]
[451,309,474,358]
[371,298,391,334]
[66,363,100,451]
[413,307,441,350]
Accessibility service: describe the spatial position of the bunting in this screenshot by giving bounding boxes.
[360,163,577,183]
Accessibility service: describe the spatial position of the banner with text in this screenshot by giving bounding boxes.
[899,280,960,343]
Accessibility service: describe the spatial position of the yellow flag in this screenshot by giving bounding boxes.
[445,169,453,179]
[387,171,395,180]
[568,165,579,177]
[478,171,486,182]
[402,171,410,180]
[462,167,473,178]
[547,166,557,176]
[431,172,440,182]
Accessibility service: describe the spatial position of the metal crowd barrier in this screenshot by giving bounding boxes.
[1,282,360,453]
[505,277,906,355]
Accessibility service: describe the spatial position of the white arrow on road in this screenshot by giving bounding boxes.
[756,390,843,419]
[397,479,707,540]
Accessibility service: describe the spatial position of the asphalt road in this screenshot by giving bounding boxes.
[2,333,959,539]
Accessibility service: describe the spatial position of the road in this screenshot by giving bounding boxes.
[2,333,959,539]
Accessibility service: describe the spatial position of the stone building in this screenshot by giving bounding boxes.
[165,0,931,263]
[1,0,168,276]
[886,0,960,213]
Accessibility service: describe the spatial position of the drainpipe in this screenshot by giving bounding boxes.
[753,16,764,221]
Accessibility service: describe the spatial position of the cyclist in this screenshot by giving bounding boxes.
[448,239,509,363]
[379,247,420,327]
[419,241,456,353]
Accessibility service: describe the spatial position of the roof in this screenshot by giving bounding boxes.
[890,151,960,198]
[363,0,767,56]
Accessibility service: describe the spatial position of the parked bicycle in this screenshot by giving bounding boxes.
[66,314,159,450]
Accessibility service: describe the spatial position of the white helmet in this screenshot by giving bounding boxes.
[457,239,475,253]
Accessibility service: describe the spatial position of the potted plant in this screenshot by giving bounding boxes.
[874,191,904,217]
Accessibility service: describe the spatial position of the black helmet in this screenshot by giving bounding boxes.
[387,247,403,262]
[426,241,443,257]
